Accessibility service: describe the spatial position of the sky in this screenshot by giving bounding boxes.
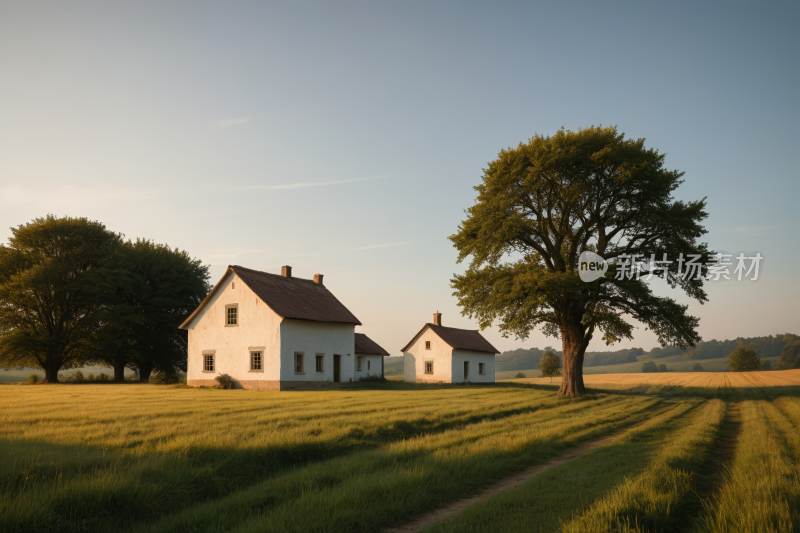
[1,1,798,357]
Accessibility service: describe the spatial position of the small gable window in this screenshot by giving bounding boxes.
[226,304,238,326]
[425,341,431,350]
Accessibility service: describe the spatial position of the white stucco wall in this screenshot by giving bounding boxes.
[186,272,282,383]
[279,319,355,383]
[355,354,384,379]
[402,327,497,383]
[402,327,454,383]
[451,349,496,383]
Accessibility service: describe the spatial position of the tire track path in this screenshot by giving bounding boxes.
[384,413,671,533]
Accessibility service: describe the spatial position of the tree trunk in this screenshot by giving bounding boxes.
[113,359,127,382]
[138,360,153,383]
[44,361,61,383]
[557,321,592,397]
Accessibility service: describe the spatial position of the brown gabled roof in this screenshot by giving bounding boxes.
[179,265,361,329]
[354,333,390,356]
[400,324,500,354]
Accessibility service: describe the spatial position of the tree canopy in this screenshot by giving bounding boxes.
[727,345,762,372]
[90,239,210,381]
[0,216,123,382]
[538,351,561,382]
[0,216,210,383]
[450,126,712,395]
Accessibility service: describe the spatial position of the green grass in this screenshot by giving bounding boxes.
[697,398,800,532]
[1,382,799,532]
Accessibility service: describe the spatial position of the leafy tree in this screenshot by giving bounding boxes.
[0,216,123,382]
[450,126,711,396]
[761,360,772,371]
[658,363,668,372]
[727,345,761,372]
[778,336,800,370]
[641,361,658,373]
[97,239,210,383]
[514,372,527,378]
[538,351,562,382]
[693,363,704,372]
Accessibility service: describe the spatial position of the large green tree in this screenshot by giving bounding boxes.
[727,345,762,372]
[451,126,712,396]
[0,216,123,382]
[110,239,210,382]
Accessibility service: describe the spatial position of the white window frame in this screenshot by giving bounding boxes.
[356,356,363,371]
[294,352,305,374]
[203,354,215,373]
[315,354,324,373]
[425,341,431,350]
[225,304,238,326]
[424,360,433,375]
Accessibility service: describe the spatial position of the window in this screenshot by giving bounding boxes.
[226,304,238,326]
[425,341,431,350]
[204,354,215,372]
[367,360,371,371]
[357,356,363,371]
[294,352,304,373]
[479,362,486,375]
[250,351,262,371]
[425,361,433,374]
[316,354,324,372]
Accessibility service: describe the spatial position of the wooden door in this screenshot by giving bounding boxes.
[333,354,341,383]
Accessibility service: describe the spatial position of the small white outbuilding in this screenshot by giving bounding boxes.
[401,313,499,383]
[180,265,388,390]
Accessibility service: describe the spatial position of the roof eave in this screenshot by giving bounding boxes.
[178,266,235,330]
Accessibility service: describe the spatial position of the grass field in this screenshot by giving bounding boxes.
[2,373,799,532]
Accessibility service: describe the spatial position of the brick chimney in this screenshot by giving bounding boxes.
[314,273,324,285]
[281,265,292,278]
[433,312,442,326]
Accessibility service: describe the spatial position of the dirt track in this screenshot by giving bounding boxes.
[512,369,800,388]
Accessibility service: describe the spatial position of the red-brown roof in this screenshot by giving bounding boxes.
[179,265,361,329]
[354,333,390,356]
[400,324,500,354]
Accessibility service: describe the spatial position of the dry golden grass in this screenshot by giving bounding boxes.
[511,369,800,389]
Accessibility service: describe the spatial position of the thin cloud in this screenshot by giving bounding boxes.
[239,175,388,190]
[716,223,796,236]
[206,248,267,259]
[217,118,251,127]
[325,241,412,252]
[352,241,411,250]
[0,186,157,209]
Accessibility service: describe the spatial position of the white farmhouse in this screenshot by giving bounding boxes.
[354,333,390,378]
[401,313,500,383]
[180,265,388,390]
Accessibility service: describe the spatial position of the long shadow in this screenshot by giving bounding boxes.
[0,392,624,533]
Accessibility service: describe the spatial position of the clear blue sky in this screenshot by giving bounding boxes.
[1,1,798,356]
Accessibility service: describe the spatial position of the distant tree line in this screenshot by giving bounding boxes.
[498,334,799,372]
[682,335,789,361]
[0,215,210,383]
